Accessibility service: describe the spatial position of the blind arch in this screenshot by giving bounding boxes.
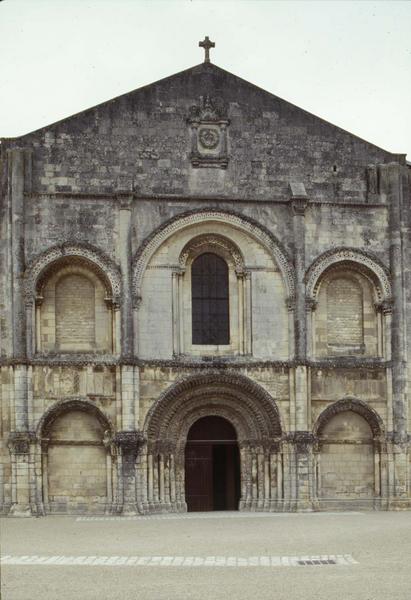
[55,273,95,350]
[327,277,363,348]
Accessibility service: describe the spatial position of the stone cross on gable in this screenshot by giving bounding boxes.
[199,36,215,63]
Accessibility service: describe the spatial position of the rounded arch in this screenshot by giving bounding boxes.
[144,372,283,445]
[187,415,238,441]
[24,242,122,304]
[305,248,392,304]
[37,397,114,439]
[179,233,245,273]
[313,397,384,439]
[132,209,295,303]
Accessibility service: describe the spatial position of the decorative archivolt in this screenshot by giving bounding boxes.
[313,396,384,439]
[36,397,114,439]
[132,209,295,303]
[24,242,122,304]
[144,372,283,443]
[305,248,392,304]
[178,234,245,273]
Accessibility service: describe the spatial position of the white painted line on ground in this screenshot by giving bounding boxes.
[75,512,363,522]
[0,554,358,567]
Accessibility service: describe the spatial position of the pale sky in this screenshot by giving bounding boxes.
[0,0,410,155]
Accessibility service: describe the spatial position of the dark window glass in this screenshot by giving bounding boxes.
[191,253,229,345]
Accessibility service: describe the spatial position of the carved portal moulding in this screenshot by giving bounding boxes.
[143,372,283,446]
[24,242,122,305]
[179,234,245,273]
[305,248,392,305]
[132,209,295,307]
[187,95,230,168]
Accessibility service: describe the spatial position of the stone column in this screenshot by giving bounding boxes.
[7,149,36,516]
[380,163,409,504]
[289,185,315,510]
[40,439,50,514]
[120,365,138,431]
[116,193,133,357]
[292,432,315,511]
[136,442,148,513]
[171,269,184,356]
[8,432,36,516]
[8,149,28,359]
[113,431,144,515]
[290,189,309,361]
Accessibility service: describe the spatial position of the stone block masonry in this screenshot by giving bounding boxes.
[0,59,410,516]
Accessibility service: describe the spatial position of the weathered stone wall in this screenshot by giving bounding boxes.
[13,64,393,203]
[47,411,107,513]
[319,412,374,499]
[0,60,409,515]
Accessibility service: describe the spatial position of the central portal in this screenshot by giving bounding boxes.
[185,416,240,512]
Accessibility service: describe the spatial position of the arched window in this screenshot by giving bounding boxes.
[191,253,229,345]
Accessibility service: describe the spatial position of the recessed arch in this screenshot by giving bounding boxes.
[141,373,283,514]
[37,397,113,439]
[313,397,384,439]
[132,209,295,305]
[37,398,114,515]
[179,233,245,273]
[24,242,122,304]
[144,372,283,444]
[305,247,392,304]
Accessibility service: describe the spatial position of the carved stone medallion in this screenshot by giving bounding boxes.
[187,96,230,169]
[199,127,220,150]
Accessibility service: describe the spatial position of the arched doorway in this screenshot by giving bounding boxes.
[185,416,240,512]
[143,373,282,513]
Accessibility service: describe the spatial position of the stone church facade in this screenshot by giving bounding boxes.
[1,47,410,516]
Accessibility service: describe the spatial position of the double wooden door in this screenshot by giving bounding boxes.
[184,416,240,512]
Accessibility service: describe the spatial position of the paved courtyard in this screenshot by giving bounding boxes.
[1,511,410,600]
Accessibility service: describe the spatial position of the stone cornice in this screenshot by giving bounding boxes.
[0,356,391,370]
[23,191,387,209]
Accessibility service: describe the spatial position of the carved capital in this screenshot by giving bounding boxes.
[34,294,44,307]
[40,437,50,452]
[290,197,309,216]
[289,431,316,454]
[375,298,393,315]
[286,295,296,311]
[133,294,143,310]
[116,192,133,209]
[8,431,36,455]
[113,430,145,454]
[305,296,318,312]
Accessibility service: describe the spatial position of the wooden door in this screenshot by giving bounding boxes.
[185,442,213,511]
[185,416,240,512]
